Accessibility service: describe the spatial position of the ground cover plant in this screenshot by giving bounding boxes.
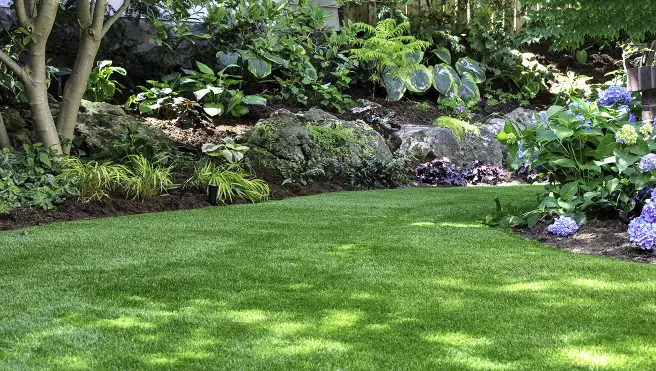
[1,187,656,369]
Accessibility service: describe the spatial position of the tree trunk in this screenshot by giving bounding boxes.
[57,31,101,155]
[0,111,11,149]
[25,25,62,154]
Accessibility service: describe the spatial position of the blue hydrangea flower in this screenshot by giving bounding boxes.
[597,86,633,106]
[568,102,583,114]
[616,124,638,145]
[628,216,656,251]
[629,113,637,122]
[547,216,579,237]
[639,153,656,172]
[618,104,630,112]
[534,111,549,124]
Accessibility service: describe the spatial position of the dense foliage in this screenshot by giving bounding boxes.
[416,158,507,187]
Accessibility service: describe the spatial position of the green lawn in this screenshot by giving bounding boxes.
[1,186,655,370]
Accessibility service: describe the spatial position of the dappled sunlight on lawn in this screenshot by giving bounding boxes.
[0,187,655,369]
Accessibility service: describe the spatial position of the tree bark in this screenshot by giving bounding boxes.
[0,111,11,149]
[57,31,101,155]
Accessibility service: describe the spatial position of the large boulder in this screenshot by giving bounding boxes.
[246,109,394,181]
[394,107,537,166]
[70,100,173,155]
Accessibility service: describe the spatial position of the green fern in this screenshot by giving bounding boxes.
[350,19,430,84]
[433,116,480,142]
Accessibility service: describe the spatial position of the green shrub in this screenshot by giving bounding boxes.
[60,158,130,202]
[187,162,269,203]
[497,88,645,224]
[0,143,77,212]
[85,60,127,103]
[307,124,358,154]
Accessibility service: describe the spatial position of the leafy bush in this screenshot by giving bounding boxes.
[497,87,645,222]
[202,139,250,164]
[123,155,177,200]
[85,60,127,103]
[0,143,77,212]
[347,154,409,188]
[61,157,129,202]
[95,128,176,166]
[416,157,506,186]
[187,162,269,203]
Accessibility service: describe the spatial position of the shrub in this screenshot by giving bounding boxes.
[61,158,129,202]
[0,143,77,212]
[187,162,269,203]
[497,86,645,222]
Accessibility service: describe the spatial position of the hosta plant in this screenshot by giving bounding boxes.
[85,60,127,103]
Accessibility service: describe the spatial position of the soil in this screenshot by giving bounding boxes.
[526,43,621,84]
[0,169,352,232]
[517,218,655,265]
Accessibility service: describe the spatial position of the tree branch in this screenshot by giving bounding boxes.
[91,0,107,31]
[14,0,32,29]
[102,0,131,37]
[0,48,32,86]
[77,0,92,28]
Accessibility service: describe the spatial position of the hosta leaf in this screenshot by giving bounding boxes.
[404,65,433,93]
[406,51,424,64]
[242,95,267,105]
[455,57,485,83]
[433,47,451,64]
[246,57,271,78]
[194,88,211,101]
[262,53,288,67]
[217,51,239,66]
[196,61,215,76]
[383,71,406,101]
[231,105,250,117]
[432,64,460,96]
[203,102,224,117]
[459,72,480,102]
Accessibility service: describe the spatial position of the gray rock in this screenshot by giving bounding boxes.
[394,123,506,166]
[72,100,172,154]
[502,107,536,130]
[246,109,393,178]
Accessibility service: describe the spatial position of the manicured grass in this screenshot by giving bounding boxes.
[1,186,655,370]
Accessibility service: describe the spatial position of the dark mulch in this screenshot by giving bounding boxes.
[517,218,655,265]
[526,43,620,84]
[0,169,353,231]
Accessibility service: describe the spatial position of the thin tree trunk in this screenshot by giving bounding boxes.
[0,111,11,149]
[57,32,101,155]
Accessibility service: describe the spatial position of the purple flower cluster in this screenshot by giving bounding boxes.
[547,216,579,237]
[628,217,656,251]
[639,153,656,172]
[597,86,633,106]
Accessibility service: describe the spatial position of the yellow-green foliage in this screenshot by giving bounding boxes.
[60,158,130,202]
[307,124,358,154]
[350,19,430,83]
[188,162,269,203]
[433,116,480,142]
[123,155,177,199]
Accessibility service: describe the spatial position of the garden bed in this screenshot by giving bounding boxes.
[0,170,350,231]
[517,219,655,265]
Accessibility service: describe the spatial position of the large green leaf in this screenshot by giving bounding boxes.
[263,53,289,68]
[459,72,480,102]
[455,57,485,83]
[432,64,460,96]
[383,72,407,101]
[246,57,271,78]
[406,51,424,64]
[203,102,224,117]
[405,65,433,93]
[217,51,239,66]
[242,95,267,105]
[196,61,215,76]
[433,47,451,65]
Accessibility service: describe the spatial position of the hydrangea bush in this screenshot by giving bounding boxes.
[628,189,656,251]
[498,86,654,225]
